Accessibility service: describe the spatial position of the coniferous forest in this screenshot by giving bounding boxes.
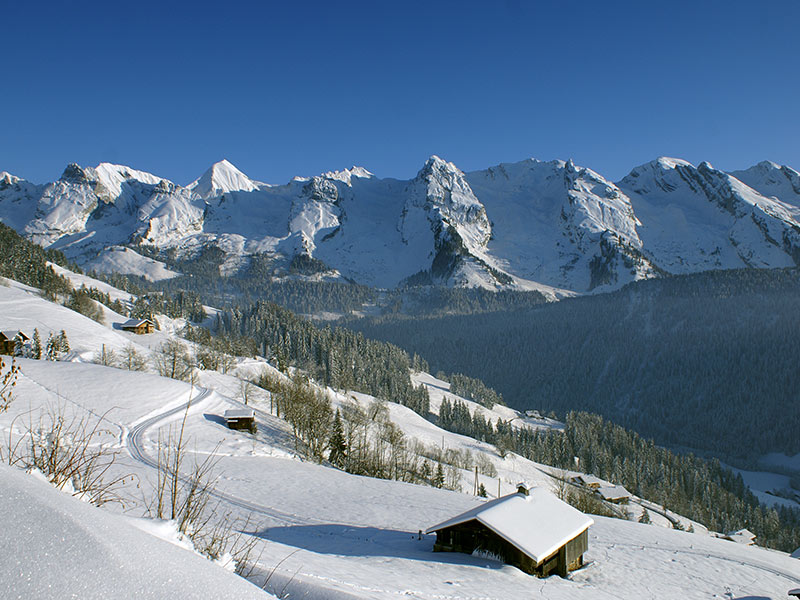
[349,268,800,461]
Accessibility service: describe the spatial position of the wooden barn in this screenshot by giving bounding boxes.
[224,409,257,433]
[0,330,28,355]
[121,318,155,335]
[426,483,593,578]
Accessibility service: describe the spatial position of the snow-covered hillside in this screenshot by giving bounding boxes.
[0,272,798,599]
[4,155,800,294]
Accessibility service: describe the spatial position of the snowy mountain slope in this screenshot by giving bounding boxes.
[466,159,657,292]
[1,275,799,599]
[83,246,181,281]
[731,160,800,208]
[3,355,797,600]
[618,158,800,273]
[4,156,800,293]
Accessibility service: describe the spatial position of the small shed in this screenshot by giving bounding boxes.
[224,409,256,433]
[121,319,155,334]
[0,330,29,355]
[596,485,631,504]
[426,483,593,578]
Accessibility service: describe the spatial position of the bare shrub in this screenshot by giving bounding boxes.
[0,356,19,413]
[119,343,148,371]
[154,339,194,381]
[147,400,260,572]
[5,403,129,506]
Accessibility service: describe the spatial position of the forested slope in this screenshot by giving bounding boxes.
[349,268,800,460]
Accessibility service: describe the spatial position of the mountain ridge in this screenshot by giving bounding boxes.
[2,155,800,296]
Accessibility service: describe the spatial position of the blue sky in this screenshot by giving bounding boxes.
[2,0,798,185]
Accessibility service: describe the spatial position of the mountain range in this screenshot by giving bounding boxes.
[2,155,800,296]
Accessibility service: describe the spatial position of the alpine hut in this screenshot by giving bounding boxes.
[224,409,257,433]
[722,528,756,545]
[426,483,593,577]
[121,318,155,335]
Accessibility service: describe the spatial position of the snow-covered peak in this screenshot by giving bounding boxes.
[188,159,260,199]
[416,155,463,180]
[59,163,92,184]
[90,163,165,200]
[0,172,21,187]
[730,160,800,207]
[321,166,374,185]
[617,157,696,194]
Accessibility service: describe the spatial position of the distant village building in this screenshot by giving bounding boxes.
[525,409,542,419]
[0,330,28,355]
[570,474,607,490]
[722,528,756,545]
[224,409,257,434]
[121,319,155,335]
[595,485,631,504]
[426,483,593,578]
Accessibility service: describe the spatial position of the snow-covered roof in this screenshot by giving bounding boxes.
[596,485,631,501]
[572,474,607,487]
[0,330,27,340]
[225,408,256,420]
[723,528,756,544]
[121,318,152,328]
[426,487,593,565]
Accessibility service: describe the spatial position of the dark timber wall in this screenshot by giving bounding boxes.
[432,520,588,577]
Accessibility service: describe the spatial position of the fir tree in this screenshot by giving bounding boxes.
[31,328,42,360]
[328,409,347,468]
[433,463,445,488]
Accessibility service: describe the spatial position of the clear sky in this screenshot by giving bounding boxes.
[2,0,798,186]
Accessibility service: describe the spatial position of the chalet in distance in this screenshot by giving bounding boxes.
[0,330,29,355]
[426,483,593,578]
[722,528,756,545]
[120,318,155,335]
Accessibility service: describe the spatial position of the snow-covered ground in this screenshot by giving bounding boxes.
[1,272,799,599]
[0,464,272,600]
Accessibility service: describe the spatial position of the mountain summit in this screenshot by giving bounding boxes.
[187,159,261,199]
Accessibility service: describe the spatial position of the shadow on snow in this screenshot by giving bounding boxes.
[257,524,507,569]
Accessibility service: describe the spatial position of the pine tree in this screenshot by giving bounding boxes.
[31,328,42,360]
[433,463,445,488]
[478,483,488,498]
[638,509,651,524]
[57,330,70,354]
[328,409,347,468]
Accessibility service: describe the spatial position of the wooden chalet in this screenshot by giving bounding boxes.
[121,318,155,335]
[426,483,593,578]
[0,330,29,355]
[224,409,257,433]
